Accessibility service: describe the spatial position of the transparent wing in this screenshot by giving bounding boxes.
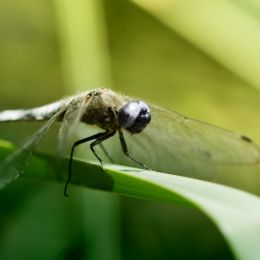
[116,105,260,179]
[0,101,71,189]
[57,93,92,157]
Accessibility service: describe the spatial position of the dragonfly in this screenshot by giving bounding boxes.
[0,88,259,196]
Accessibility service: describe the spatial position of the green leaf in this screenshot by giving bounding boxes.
[1,139,260,260]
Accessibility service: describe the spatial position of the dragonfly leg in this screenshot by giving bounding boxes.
[118,129,150,170]
[65,131,108,197]
[90,131,116,166]
[99,143,115,163]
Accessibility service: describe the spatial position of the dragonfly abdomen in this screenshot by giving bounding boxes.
[0,100,65,122]
[0,109,34,121]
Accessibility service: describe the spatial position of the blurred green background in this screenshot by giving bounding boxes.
[1,0,260,259]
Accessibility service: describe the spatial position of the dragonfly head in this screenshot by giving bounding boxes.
[118,100,151,134]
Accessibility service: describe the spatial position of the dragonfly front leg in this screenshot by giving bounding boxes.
[90,131,116,166]
[65,131,109,197]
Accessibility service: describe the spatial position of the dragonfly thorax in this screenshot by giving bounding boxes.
[80,89,151,133]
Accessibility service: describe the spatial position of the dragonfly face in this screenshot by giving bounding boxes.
[118,100,151,134]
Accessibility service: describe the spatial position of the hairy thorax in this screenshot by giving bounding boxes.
[81,88,125,131]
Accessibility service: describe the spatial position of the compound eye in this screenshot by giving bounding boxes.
[118,101,141,129]
[118,100,151,134]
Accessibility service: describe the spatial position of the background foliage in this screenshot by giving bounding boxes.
[0,0,260,259]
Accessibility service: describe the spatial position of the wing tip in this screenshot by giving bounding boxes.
[241,135,253,143]
[239,135,260,164]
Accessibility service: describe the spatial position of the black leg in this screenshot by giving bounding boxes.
[64,131,108,197]
[99,143,115,163]
[90,131,116,165]
[118,129,150,170]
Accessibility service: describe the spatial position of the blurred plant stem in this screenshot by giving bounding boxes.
[132,0,260,91]
[54,0,112,92]
[53,1,120,259]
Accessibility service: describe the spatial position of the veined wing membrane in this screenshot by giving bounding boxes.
[0,100,73,189]
[120,105,260,179]
[57,93,92,158]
